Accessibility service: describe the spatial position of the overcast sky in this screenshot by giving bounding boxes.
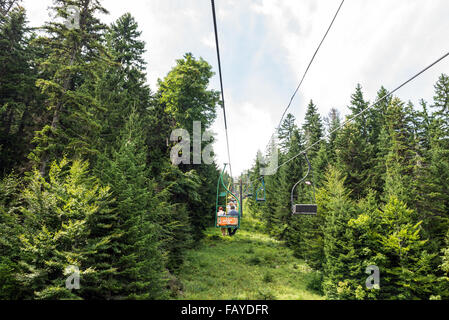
[22,0,449,177]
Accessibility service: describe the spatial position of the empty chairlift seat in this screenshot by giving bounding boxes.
[292,203,317,215]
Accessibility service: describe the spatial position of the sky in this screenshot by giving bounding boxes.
[22,0,449,177]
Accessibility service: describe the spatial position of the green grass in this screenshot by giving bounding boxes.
[175,207,323,300]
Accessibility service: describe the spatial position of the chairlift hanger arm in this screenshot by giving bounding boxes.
[290,154,311,206]
[291,154,317,215]
[256,175,266,202]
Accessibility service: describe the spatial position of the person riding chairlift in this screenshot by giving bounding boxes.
[217,207,227,236]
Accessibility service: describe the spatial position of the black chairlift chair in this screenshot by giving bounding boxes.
[291,154,317,215]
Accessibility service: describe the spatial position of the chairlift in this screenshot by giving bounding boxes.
[215,163,242,231]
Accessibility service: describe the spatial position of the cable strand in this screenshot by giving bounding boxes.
[277,0,345,131]
[257,0,345,169]
[211,0,233,178]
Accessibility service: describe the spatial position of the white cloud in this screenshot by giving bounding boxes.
[21,0,449,178]
[201,32,215,49]
[212,100,274,176]
[252,0,449,121]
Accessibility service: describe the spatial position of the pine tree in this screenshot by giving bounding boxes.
[432,74,449,141]
[261,168,281,236]
[0,173,22,299]
[0,0,20,18]
[374,196,436,299]
[383,97,417,205]
[323,108,341,166]
[248,150,263,207]
[157,52,219,134]
[366,87,392,196]
[247,151,269,226]
[298,181,326,271]
[97,13,151,146]
[0,6,42,174]
[17,158,113,299]
[277,129,305,242]
[93,110,165,299]
[302,100,325,190]
[345,191,383,300]
[157,165,195,271]
[335,85,373,199]
[348,84,370,137]
[302,100,323,159]
[439,230,449,298]
[425,74,449,249]
[278,113,297,152]
[321,166,359,299]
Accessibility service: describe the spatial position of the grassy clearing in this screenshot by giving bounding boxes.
[175,207,323,300]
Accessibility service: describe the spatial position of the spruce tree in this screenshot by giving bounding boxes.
[323,108,341,166]
[278,113,297,152]
[29,0,109,176]
[97,13,151,146]
[374,197,436,299]
[0,173,22,299]
[277,129,305,242]
[366,87,392,196]
[335,85,373,199]
[0,0,20,18]
[321,166,358,299]
[302,100,323,159]
[426,74,449,248]
[383,97,417,205]
[432,74,449,140]
[302,100,325,189]
[439,230,449,298]
[157,165,195,271]
[0,6,42,174]
[17,158,113,299]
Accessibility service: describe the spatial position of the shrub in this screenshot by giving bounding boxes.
[262,272,274,283]
[248,256,262,266]
[305,271,324,295]
[256,289,276,300]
